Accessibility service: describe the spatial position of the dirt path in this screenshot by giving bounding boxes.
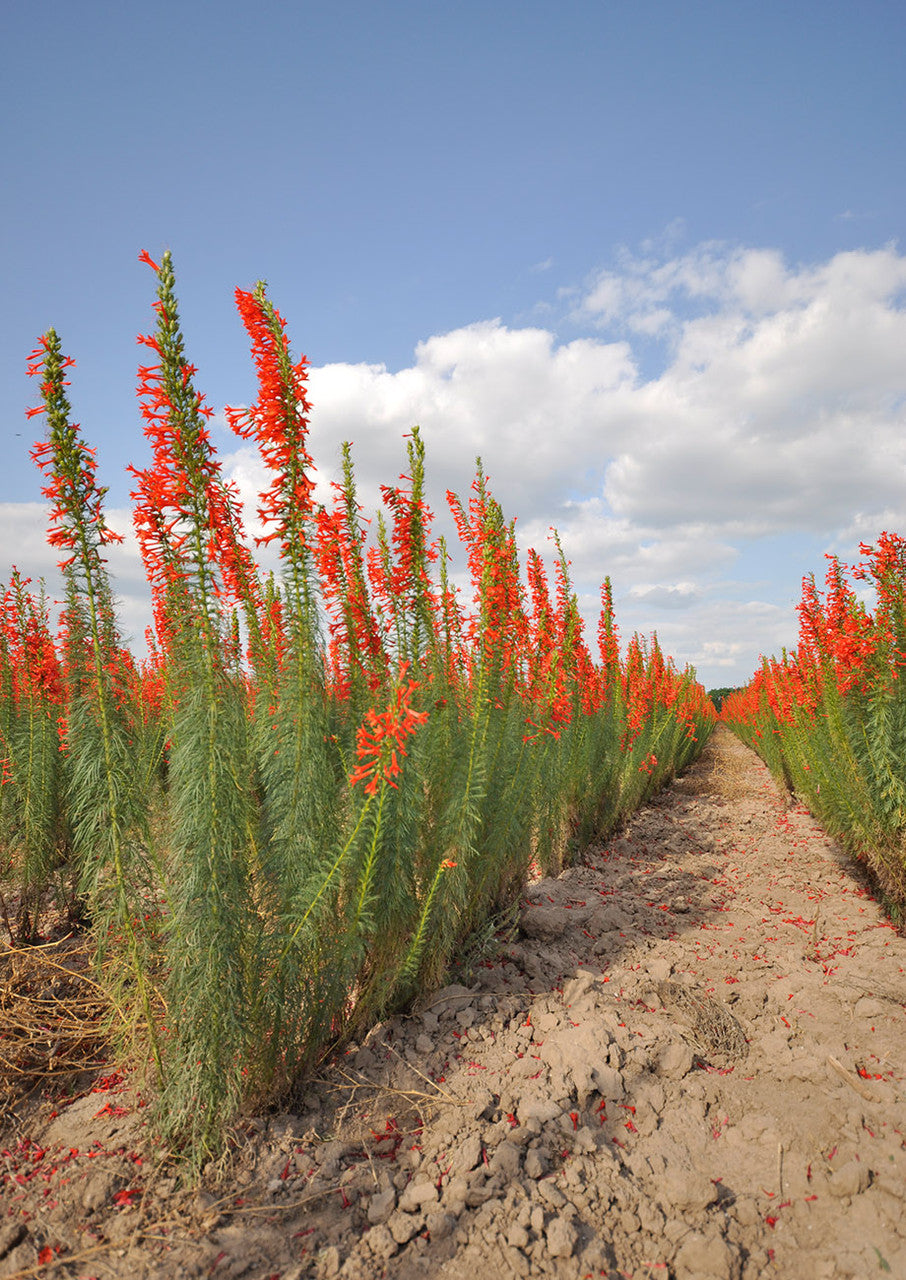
[2,726,905,1280]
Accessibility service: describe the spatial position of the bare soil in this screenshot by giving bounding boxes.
[2,726,905,1280]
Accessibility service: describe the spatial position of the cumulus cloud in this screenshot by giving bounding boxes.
[3,240,906,689]
[0,503,155,648]
[304,321,637,519]
[628,582,701,609]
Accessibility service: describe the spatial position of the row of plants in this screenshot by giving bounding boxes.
[721,539,906,912]
[1,251,714,1160]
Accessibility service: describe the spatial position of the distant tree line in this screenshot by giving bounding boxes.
[707,687,743,712]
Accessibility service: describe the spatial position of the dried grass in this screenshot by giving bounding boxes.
[657,979,749,1060]
[0,933,113,1120]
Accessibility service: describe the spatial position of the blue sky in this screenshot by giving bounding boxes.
[3,0,905,689]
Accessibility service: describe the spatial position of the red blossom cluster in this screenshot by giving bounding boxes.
[130,251,261,650]
[225,284,316,556]
[724,540,906,730]
[26,333,123,572]
[0,574,63,708]
[348,667,430,795]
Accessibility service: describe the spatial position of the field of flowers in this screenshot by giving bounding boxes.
[722,539,906,915]
[0,252,713,1161]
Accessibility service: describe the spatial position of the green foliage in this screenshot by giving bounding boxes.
[707,687,741,712]
[722,542,906,911]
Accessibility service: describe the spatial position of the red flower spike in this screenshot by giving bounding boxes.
[130,251,262,657]
[27,331,124,573]
[225,283,316,559]
[348,666,429,796]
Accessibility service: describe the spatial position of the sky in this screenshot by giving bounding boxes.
[2,0,905,691]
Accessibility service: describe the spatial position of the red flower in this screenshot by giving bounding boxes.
[27,331,123,572]
[129,251,262,650]
[225,283,316,559]
[348,667,429,795]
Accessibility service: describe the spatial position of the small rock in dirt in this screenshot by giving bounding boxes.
[519,1098,561,1126]
[538,1180,567,1209]
[388,1210,423,1244]
[562,969,600,1006]
[489,1141,522,1180]
[828,1160,871,1198]
[506,1222,530,1249]
[318,1245,341,1277]
[524,1147,549,1179]
[82,1168,121,1213]
[365,1225,398,1261]
[452,1132,482,1173]
[367,1187,397,1224]
[415,1033,434,1053]
[399,1178,439,1213]
[545,1214,578,1258]
[662,1169,718,1213]
[468,1087,495,1121]
[672,1231,733,1279]
[645,956,673,983]
[425,1210,455,1240]
[592,1063,625,1099]
[658,1040,694,1079]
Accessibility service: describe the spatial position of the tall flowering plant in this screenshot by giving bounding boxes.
[131,252,262,1148]
[223,281,343,1095]
[0,573,65,941]
[724,540,906,909]
[23,330,160,1060]
[7,252,717,1162]
[131,252,262,660]
[226,280,317,661]
[315,443,389,704]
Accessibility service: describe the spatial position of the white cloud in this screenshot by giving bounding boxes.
[0,503,154,648]
[304,321,637,520]
[628,582,701,609]
[3,240,906,690]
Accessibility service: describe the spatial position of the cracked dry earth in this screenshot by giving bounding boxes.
[3,725,906,1280]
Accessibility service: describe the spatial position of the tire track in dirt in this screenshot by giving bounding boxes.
[2,726,905,1279]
